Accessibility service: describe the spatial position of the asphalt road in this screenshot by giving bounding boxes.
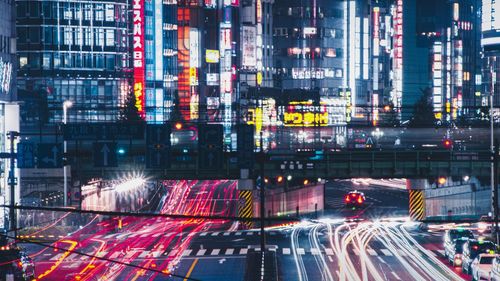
[20,179,471,281]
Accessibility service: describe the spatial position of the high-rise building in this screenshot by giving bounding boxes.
[481,0,500,112]
[0,0,18,231]
[16,0,132,123]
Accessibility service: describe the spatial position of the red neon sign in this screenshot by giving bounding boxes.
[133,0,145,118]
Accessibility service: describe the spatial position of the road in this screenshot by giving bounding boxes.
[21,179,472,281]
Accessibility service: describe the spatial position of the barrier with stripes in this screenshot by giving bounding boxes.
[238,190,253,229]
[409,190,425,221]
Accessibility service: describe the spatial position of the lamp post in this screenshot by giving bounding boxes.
[63,100,73,206]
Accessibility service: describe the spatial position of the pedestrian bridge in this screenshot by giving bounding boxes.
[79,150,493,180]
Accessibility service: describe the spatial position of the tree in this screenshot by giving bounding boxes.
[408,87,436,128]
[119,90,143,123]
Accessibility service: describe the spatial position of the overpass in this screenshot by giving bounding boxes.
[75,149,493,181]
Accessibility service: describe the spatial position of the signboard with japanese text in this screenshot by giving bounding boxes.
[133,0,145,118]
[283,101,328,127]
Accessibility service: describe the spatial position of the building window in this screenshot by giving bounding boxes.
[54,53,61,68]
[105,4,114,21]
[95,4,104,21]
[105,29,114,46]
[95,28,104,46]
[75,29,82,45]
[42,53,52,69]
[84,28,92,45]
[83,4,92,20]
[63,3,72,19]
[64,27,73,46]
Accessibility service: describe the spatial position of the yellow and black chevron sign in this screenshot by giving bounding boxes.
[238,190,253,229]
[408,190,425,221]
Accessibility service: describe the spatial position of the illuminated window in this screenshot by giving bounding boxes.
[64,27,73,46]
[105,4,114,21]
[95,4,104,21]
[105,29,115,46]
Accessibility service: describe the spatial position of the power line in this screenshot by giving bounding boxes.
[3,205,299,223]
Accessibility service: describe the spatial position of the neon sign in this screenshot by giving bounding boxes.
[283,101,328,127]
[133,0,145,118]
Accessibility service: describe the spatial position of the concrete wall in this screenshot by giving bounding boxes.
[254,184,324,217]
[424,178,493,219]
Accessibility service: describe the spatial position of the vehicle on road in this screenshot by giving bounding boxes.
[344,191,366,208]
[462,239,497,275]
[471,253,495,281]
[490,256,500,281]
[445,237,469,267]
[444,228,474,248]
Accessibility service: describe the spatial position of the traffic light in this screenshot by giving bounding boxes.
[443,139,453,149]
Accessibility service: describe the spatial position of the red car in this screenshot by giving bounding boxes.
[344,191,366,208]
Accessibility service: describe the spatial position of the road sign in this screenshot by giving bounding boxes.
[63,123,145,140]
[146,124,171,168]
[17,143,35,168]
[198,124,223,170]
[37,143,63,168]
[93,142,117,167]
[237,124,254,169]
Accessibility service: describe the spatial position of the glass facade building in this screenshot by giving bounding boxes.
[16,0,132,123]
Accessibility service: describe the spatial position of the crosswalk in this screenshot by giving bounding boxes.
[90,230,270,240]
[46,246,445,262]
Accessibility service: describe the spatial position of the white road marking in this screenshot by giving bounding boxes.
[235,232,242,236]
[367,249,377,256]
[311,248,320,255]
[211,232,220,236]
[391,271,401,280]
[182,249,192,256]
[297,248,305,255]
[211,249,220,256]
[325,248,334,256]
[283,248,291,255]
[200,232,208,237]
[239,248,248,255]
[377,257,387,264]
[381,249,393,256]
[196,249,207,256]
[223,232,230,236]
[225,248,234,255]
[328,256,334,262]
[247,232,253,236]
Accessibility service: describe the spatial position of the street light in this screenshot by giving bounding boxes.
[63,100,73,207]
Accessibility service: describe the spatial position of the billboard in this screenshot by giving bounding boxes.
[482,0,500,49]
[283,101,328,127]
[132,0,145,118]
[242,26,257,68]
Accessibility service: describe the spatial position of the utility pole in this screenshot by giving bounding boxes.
[7,131,19,243]
[259,129,266,253]
[494,138,499,245]
[490,62,498,244]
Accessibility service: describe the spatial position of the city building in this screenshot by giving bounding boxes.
[428,0,482,122]
[0,0,18,231]
[481,0,500,114]
[16,0,132,124]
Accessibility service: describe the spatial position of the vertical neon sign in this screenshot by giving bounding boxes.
[393,0,403,116]
[133,0,145,118]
